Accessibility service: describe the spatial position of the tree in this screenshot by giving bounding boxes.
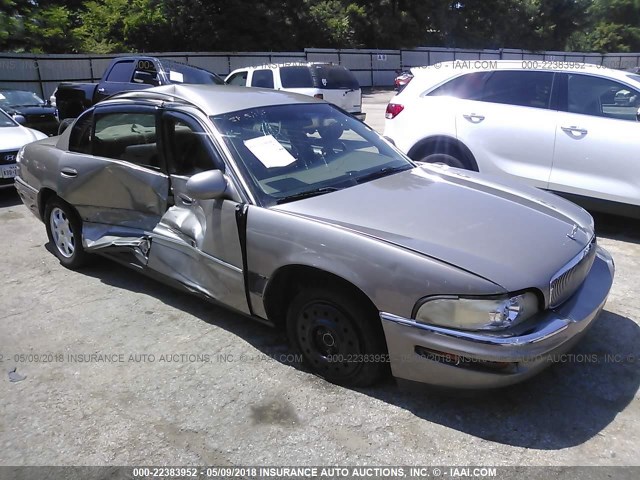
[569,0,640,52]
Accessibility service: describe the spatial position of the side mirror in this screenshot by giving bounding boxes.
[186,170,227,200]
[13,114,26,125]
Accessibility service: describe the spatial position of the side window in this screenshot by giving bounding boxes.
[93,111,159,170]
[163,113,221,176]
[104,61,135,83]
[428,72,490,100]
[227,71,248,86]
[567,74,640,121]
[69,110,93,154]
[480,71,553,109]
[251,69,274,89]
[280,66,314,88]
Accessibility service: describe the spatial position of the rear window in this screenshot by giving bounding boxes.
[160,60,225,85]
[310,65,359,90]
[280,67,314,88]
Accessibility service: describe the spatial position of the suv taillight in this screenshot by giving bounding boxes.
[385,103,404,119]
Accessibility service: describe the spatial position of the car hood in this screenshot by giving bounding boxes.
[274,166,594,291]
[3,105,56,116]
[0,126,45,150]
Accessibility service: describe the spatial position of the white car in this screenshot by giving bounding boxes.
[384,61,640,217]
[226,62,365,120]
[0,108,47,189]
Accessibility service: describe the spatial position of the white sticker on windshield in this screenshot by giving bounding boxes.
[0,94,5,100]
[244,135,296,168]
[169,70,184,83]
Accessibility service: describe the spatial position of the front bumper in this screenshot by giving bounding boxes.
[380,246,615,389]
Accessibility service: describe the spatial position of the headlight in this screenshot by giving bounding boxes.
[16,147,25,164]
[415,292,539,331]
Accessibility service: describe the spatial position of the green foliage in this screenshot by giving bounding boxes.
[0,0,638,54]
[568,0,640,52]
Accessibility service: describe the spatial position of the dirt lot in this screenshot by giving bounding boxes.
[1,91,639,469]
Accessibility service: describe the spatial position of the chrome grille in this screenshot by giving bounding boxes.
[549,237,596,308]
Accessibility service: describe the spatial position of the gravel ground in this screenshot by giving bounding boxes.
[0,91,639,470]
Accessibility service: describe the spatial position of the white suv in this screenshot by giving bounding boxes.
[226,63,365,120]
[384,61,640,217]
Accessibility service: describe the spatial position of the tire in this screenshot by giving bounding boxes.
[419,152,468,169]
[44,197,90,269]
[286,287,387,387]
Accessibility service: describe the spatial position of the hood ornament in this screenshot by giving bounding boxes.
[567,224,579,241]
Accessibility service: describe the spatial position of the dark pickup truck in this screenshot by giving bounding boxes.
[55,56,225,120]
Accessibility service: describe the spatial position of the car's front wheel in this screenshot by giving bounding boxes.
[286,287,387,387]
[45,197,90,269]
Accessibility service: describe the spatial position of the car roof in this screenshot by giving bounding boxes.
[410,60,640,85]
[229,62,338,72]
[108,84,323,116]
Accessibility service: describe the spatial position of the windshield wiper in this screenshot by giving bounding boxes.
[355,165,411,184]
[276,186,339,204]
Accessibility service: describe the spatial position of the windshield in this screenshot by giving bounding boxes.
[211,103,412,206]
[0,90,45,108]
[0,109,18,127]
[160,60,225,85]
[626,73,640,84]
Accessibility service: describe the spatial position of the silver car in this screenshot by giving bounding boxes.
[15,85,615,389]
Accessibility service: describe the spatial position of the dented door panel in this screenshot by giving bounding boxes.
[146,175,248,312]
[58,152,169,231]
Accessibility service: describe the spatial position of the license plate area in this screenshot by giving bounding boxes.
[0,164,17,179]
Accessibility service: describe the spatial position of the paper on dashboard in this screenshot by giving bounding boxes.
[243,135,297,168]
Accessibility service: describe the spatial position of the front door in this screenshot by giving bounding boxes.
[146,110,249,312]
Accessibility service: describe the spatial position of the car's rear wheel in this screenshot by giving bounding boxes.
[286,288,386,387]
[45,197,89,269]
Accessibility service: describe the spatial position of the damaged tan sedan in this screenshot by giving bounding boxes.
[15,85,614,388]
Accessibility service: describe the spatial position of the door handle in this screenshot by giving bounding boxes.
[60,167,78,178]
[561,126,588,136]
[97,87,105,93]
[463,113,485,123]
[178,193,194,205]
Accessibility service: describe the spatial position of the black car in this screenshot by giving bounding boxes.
[0,89,59,136]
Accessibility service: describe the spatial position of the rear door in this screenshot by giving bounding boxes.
[310,65,362,114]
[58,105,169,234]
[453,70,558,188]
[249,69,275,89]
[549,73,640,207]
[146,110,248,312]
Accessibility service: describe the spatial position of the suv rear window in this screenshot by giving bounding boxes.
[280,67,314,88]
[310,65,359,90]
